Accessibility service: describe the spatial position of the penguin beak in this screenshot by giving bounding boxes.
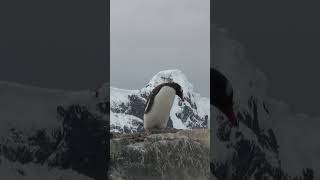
[178,93,185,102]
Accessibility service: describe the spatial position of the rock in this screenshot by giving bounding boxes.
[109,129,210,180]
[47,105,108,180]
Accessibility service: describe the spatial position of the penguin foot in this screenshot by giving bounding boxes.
[160,128,179,134]
[144,128,164,135]
[145,128,157,135]
[144,128,179,135]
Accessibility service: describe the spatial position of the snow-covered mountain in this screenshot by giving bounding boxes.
[110,69,210,133]
[0,82,109,180]
[211,25,320,179]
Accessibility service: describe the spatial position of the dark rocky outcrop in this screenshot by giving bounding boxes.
[211,96,317,180]
[47,105,108,180]
[0,103,109,180]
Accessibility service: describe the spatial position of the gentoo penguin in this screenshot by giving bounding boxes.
[144,82,184,133]
[212,68,238,127]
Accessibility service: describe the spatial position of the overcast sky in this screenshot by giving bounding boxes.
[0,0,108,91]
[215,0,320,116]
[110,0,210,97]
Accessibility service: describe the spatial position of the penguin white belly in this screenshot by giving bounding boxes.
[144,87,176,129]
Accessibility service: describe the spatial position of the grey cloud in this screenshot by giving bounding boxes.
[111,0,210,97]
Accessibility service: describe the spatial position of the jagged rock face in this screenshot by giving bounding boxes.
[48,105,108,180]
[110,69,210,133]
[0,128,62,165]
[110,129,210,180]
[211,96,281,179]
[0,88,109,180]
[211,95,317,180]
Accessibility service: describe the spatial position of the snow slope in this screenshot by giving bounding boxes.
[0,81,96,137]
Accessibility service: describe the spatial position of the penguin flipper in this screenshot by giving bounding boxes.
[144,92,154,113]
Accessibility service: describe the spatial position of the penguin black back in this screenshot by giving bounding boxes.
[212,68,233,106]
[144,82,183,114]
[211,68,238,126]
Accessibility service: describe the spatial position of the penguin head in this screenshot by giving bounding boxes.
[176,86,184,102]
[167,82,184,101]
[212,68,238,127]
